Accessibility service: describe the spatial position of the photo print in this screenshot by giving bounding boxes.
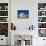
[17,10,29,18]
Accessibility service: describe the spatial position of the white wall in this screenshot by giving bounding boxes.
[11,0,38,30]
[11,0,46,30]
[11,0,46,46]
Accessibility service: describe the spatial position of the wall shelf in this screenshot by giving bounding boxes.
[38,22,46,23]
[38,16,46,17]
[38,3,46,37]
[38,28,46,29]
[0,22,8,23]
[38,10,46,11]
[0,16,8,17]
[0,3,8,37]
[0,10,8,11]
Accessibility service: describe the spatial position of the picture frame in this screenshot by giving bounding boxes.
[17,10,29,18]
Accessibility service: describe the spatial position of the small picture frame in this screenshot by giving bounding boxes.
[17,10,29,18]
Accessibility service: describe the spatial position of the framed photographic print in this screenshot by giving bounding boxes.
[17,10,29,18]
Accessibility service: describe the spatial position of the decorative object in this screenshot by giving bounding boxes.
[0,17,8,22]
[0,23,8,37]
[38,23,46,28]
[15,35,32,46]
[11,23,16,30]
[5,6,8,10]
[19,35,32,45]
[17,10,29,18]
[38,11,46,16]
[0,11,8,16]
[29,25,35,30]
[38,3,46,10]
[42,12,45,15]
[38,17,46,22]
[39,29,46,37]
[0,3,8,10]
